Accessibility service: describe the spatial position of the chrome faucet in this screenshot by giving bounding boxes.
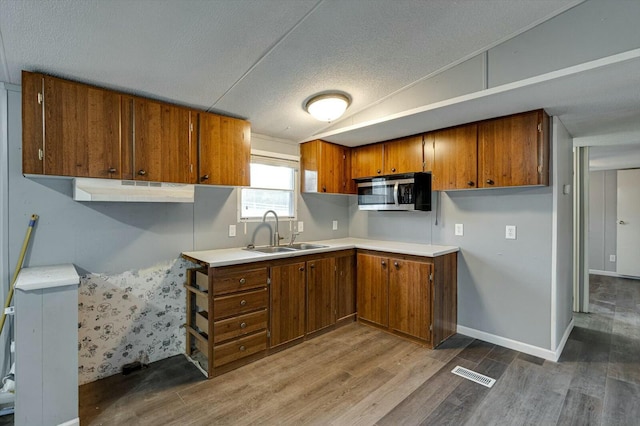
[262,210,281,246]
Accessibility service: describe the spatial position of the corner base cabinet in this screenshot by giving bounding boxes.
[357,250,457,348]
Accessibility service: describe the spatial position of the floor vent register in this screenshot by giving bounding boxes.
[451,366,496,388]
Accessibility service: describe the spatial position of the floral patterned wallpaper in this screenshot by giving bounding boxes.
[78,258,196,385]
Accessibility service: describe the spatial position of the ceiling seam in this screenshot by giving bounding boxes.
[308,0,586,138]
[207,0,325,112]
[0,23,11,84]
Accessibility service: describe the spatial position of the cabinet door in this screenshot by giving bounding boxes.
[356,253,388,327]
[432,123,477,190]
[389,259,431,342]
[133,99,194,183]
[133,98,162,181]
[22,71,44,174]
[269,262,306,348]
[336,254,356,320]
[384,135,424,174]
[198,112,251,186]
[306,257,336,333]
[301,140,352,194]
[478,110,549,188]
[352,144,384,179]
[343,148,357,194]
[43,76,121,178]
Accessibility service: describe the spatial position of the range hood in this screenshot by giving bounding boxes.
[73,178,195,203]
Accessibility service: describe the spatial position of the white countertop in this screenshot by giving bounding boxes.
[15,264,80,291]
[182,238,458,267]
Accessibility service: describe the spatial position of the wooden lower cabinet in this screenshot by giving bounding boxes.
[357,250,456,348]
[269,261,306,348]
[183,247,455,377]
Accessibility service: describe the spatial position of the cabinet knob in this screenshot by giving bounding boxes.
[391,168,396,173]
[239,345,246,352]
[240,322,247,329]
[486,179,494,185]
[239,278,246,284]
[322,185,326,192]
[137,169,146,176]
[381,260,386,266]
[240,299,247,306]
[201,175,209,182]
[377,169,381,174]
[299,267,305,272]
[467,181,475,187]
[108,167,117,174]
[394,261,399,268]
[309,264,315,269]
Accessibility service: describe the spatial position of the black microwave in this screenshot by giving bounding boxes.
[356,172,432,211]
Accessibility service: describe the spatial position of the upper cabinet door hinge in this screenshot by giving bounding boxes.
[429,324,433,332]
[267,277,271,285]
[38,149,43,161]
[429,273,433,282]
[190,123,194,132]
[537,123,542,132]
[267,330,271,338]
[37,93,43,105]
[537,165,543,173]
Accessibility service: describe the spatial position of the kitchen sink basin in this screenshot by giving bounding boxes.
[248,246,298,254]
[287,243,329,250]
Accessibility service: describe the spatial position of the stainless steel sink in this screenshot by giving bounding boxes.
[287,243,329,250]
[248,246,298,254]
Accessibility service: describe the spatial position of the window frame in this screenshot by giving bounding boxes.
[238,151,299,223]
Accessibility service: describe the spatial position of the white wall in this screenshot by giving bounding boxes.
[589,170,617,272]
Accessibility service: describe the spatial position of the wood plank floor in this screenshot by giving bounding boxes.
[71,274,640,425]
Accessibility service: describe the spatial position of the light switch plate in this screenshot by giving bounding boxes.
[298,221,304,232]
[455,223,464,236]
[332,220,338,230]
[505,225,517,240]
[228,224,236,237]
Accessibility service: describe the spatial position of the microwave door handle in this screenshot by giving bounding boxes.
[393,182,399,206]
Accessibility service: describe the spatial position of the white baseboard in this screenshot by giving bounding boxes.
[457,319,574,362]
[589,269,621,278]
[58,418,80,426]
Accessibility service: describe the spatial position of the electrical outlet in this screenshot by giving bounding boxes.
[505,225,517,240]
[332,220,338,230]
[228,225,236,237]
[610,254,616,262]
[455,223,464,236]
[297,221,304,232]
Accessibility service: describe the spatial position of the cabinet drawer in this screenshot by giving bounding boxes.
[195,311,209,335]
[195,293,208,312]
[195,270,209,291]
[212,267,268,295]
[194,334,208,356]
[213,331,267,368]
[213,309,267,344]
[213,288,267,320]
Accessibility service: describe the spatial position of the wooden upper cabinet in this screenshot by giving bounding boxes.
[356,252,389,327]
[351,143,384,179]
[198,112,251,186]
[300,139,352,194]
[432,123,478,191]
[388,259,431,342]
[22,71,44,175]
[478,110,549,188]
[22,72,122,178]
[383,135,424,175]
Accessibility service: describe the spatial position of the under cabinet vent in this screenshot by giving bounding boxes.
[451,366,496,388]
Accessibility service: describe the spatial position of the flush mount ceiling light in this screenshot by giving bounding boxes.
[304,93,351,122]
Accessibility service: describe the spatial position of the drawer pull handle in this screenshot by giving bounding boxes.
[240,322,247,329]
[240,299,247,306]
[239,278,246,284]
[239,345,246,351]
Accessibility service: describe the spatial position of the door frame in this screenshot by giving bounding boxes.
[573,146,590,313]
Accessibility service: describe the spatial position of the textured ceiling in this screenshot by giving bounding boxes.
[0,0,581,140]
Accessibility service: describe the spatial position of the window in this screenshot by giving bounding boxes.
[239,154,298,221]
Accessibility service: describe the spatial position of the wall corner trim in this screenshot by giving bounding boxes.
[457,320,574,362]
